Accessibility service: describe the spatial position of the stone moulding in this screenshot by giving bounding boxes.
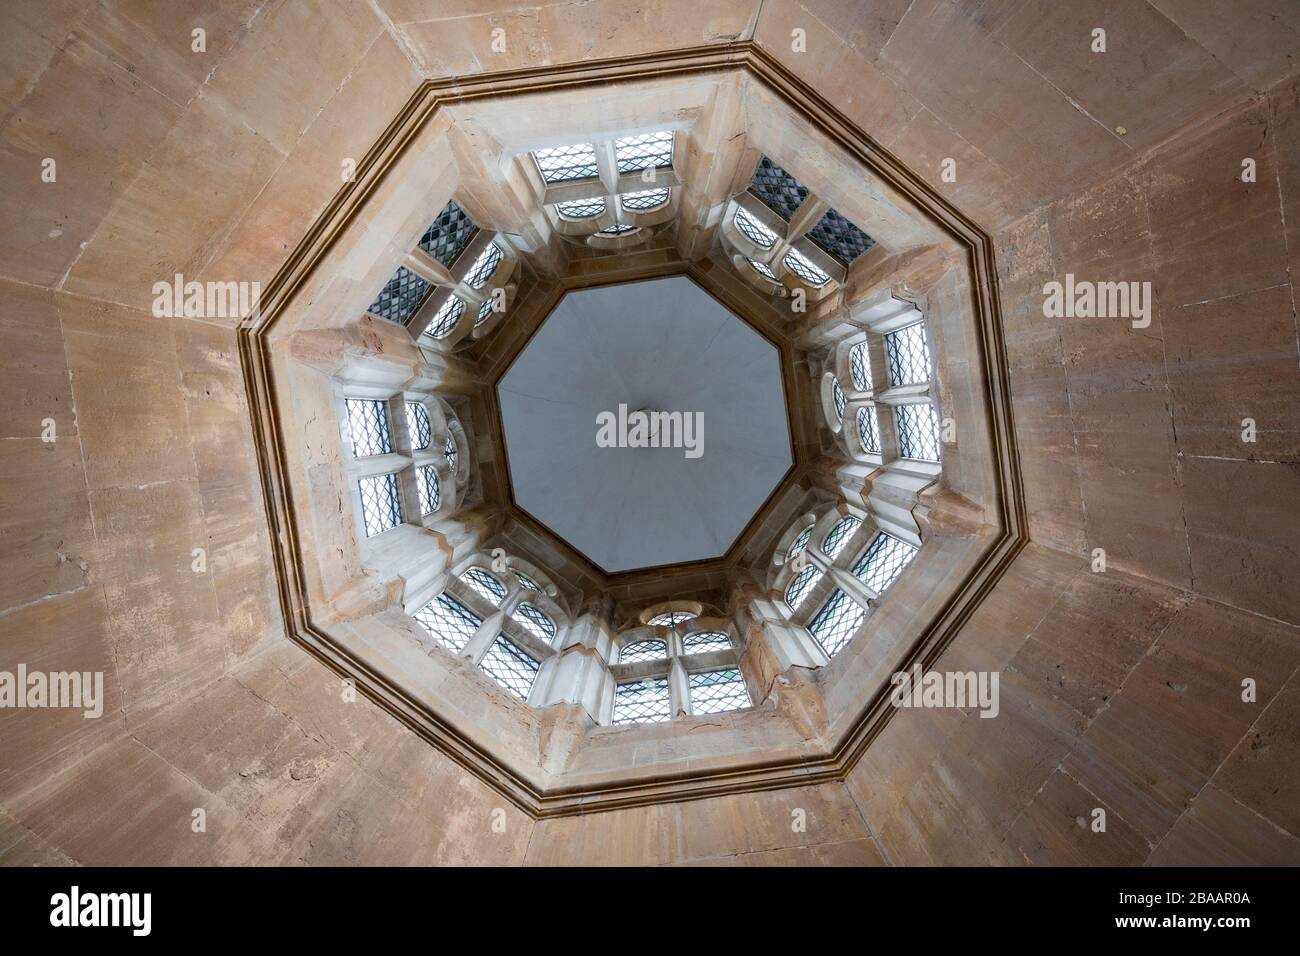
[238,41,1028,818]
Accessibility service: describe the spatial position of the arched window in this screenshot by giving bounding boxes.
[513,603,556,642]
[787,524,814,561]
[444,434,458,474]
[856,405,880,454]
[831,380,846,423]
[851,533,918,594]
[821,515,861,559]
[423,295,465,340]
[613,678,671,724]
[415,465,439,515]
[346,399,393,457]
[414,593,481,652]
[647,610,695,627]
[621,188,669,211]
[556,197,605,220]
[734,206,777,248]
[849,342,871,391]
[620,639,667,664]
[688,669,750,714]
[785,565,822,610]
[466,243,503,289]
[748,258,777,281]
[513,570,541,591]
[479,637,539,700]
[683,631,731,654]
[405,401,431,450]
[462,567,505,606]
[783,247,829,286]
[594,223,638,237]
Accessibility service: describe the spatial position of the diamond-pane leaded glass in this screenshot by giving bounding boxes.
[784,247,830,286]
[346,399,393,457]
[462,567,506,606]
[620,639,667,664]
[476,297,497,327]
[748,258,777,281]
[788,525,814,561]
[832,380,846,423]
[688,669,750,715]
[513,603,556,642]
[423,295,465,339]
[466,242,502,289]
[850,342,872,391]
[821,515,861,560]
[857,405,881,454]
[807,207,875,266]
[415,465,439,515]
[405,401,431,450]
[480,636,539,700]
[613,678,671,725]
[621,187,669,211]
[444,435,458,474]
[896,403,942,462]
[514,570,541,591]
[683,631,732,655]
[414,593,481,652]
[419,200,479,268]
[647,610,696,627]
[748,156,808,220]
[358,473,401,537]
[809,589,867,658]
[595,223,638,237]
[614,130,673,172]
[733,206,777,248]
[851,532,918,595]
[885,322,932,386]
[367,265,430,325]
[785,565,823,610]
[534,142,599,182]
[556,197,605,219]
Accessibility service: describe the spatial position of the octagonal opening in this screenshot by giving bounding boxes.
[496,276,793,573]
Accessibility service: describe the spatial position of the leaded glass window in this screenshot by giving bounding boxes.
[850,342,872,391]
[613,677,671,724]
[885,322,932,386]
[647,610,696,627]
[748,156,808,221]
[688,670,750,715]
[557,197,605,220]
[733,206,777,248]
[444,435,458,474]
[513,603,556,642]
[896,403,942,462]
[620,187,669,211]
[367,265,430,325]
[480,636,539,700]
[832,380,846,423]
[476,297,497,327]
[514,570,541,592]
[614,130,673,172]
[787,525,814,561]
[405,401,431,450]
[594,223,638,237]
[807,208,875,266]
[466,242,503,289]
[423,295,465,339]
[821,515,861,560]
[358,473,402,536]
[783,247,830,286]
[415,465,440,515]
[534,142,599,182]
[683,631,731,655]
[748,258,777,281]
[414,593,481,652]
[462,567,506,606]
[418,200,479,268]
[620,639,667,664]
[851,533,918,595]
[346,399,393,457]
[857,405,880,454]
[785,565,822,610]
[809,589,867,658]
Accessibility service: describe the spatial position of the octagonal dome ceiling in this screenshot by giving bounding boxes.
[496,276,792,573]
